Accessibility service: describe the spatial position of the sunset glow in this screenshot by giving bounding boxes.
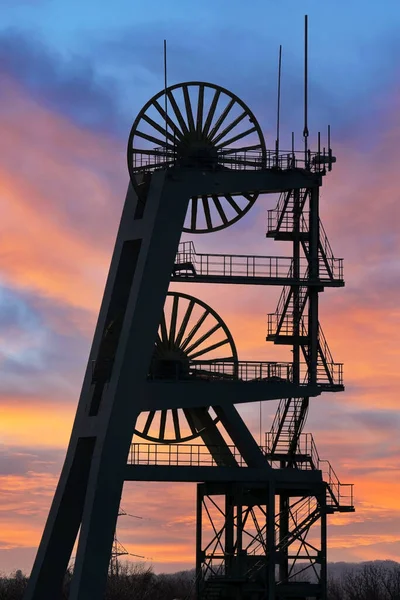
[1,0,400,577]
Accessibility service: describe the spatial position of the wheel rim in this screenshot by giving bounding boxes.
[134,291,238,443]
[127,81,266,233]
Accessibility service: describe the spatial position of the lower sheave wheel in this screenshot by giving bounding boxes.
[127,81,267,233]
[134,291,238,443]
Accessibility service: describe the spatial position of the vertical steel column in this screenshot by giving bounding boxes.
[225,485,235,576]
[236,485,243,573]
[320,491,328,600]
[278,493,289,584]
[292,190,301,385]
[308,187,320,386]
[196,484,203,600]
[267,482,276,600]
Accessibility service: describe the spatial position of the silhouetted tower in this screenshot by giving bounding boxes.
[24,71,353,599]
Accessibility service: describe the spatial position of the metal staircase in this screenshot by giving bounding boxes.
[267,286,309,340]
[268,397,309,455]
[265,429,354,512]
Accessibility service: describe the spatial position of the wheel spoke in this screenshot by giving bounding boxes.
[211,110,247,145]
[190,197,198,231]
[142,114,179,145]
[159,410,167,441]
[202,197,213,230]
[152,100,184,140]
[214,126,257,149]
[208,98,235,141]
[224,194,242,214]
[135,129,176,149]
[183,409,199,436]
[167,90,190,136]
[143,411,156,436]
[169,294,179,348]
[154,333,165,355]
[175,299,196,347]
[202,89,221,138]
[172,408,181,441]
[212,196,229,225]
[183,85,195,132]
[159,310,168,345]
[180,309,209,351]
[185,322,222,356]
[241,192,255,202]
[189,338,230,359]
[196,84,205,134]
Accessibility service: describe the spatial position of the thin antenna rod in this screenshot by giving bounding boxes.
[163,39,168,157]
[328,124,332,171]
[303,15,309,167]
[292,131,295,166]
[275,45,282,166]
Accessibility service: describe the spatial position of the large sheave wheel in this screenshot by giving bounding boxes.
[134,291,238,443]
[127,81,266,233]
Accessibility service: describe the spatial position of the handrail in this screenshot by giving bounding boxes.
[175,241,343,282]
[132,146,335,174]
[148,359,297,383]
[129,439,353,510]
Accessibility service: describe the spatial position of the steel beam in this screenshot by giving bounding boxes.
[144,380,321,410]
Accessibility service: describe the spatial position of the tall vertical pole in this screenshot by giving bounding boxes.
[303,15,309,168]
[267,482,276,600]
[225,486,235,576]
[292,189,301,386]
[196,485,203,600]
[275,45,282,167]
[278,494,289,584]
[163,40,168,162]
[320,491,328,600]
[308,187,319,386]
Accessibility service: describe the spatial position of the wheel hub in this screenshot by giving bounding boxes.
[151,349,190,380]
[176,135,219,169]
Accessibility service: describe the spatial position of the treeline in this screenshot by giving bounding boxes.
[328,562,400,600]
[0,564,196,600]
[1,561,400,599]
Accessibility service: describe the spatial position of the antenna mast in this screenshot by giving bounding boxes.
[303,15,309,167]
[275,45,282,167]
[164,39,168,157]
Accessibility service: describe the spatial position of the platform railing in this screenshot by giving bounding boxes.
[132,147,335,174]
[188,360,294,382]
[174,241,343,282]
[128,440,353,509]
[264,432,354,509]
[128,443,247,467]
[147,359,296,382]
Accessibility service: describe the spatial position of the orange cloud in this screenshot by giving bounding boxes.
[0,400,74,447]
[0,76,125,313]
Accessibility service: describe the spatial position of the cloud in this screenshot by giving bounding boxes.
[0,76,125,310]
[0,29,126,137]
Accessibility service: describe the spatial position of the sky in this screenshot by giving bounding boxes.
[0,0,400,576]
